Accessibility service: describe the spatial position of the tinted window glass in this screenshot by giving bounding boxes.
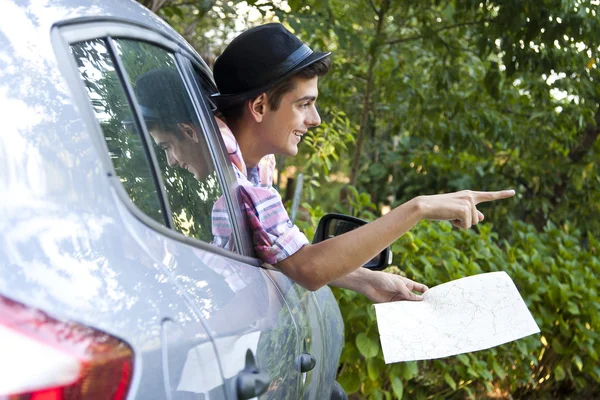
[113,39,225,244]
[71,39,165,225]
[72,38,232,248]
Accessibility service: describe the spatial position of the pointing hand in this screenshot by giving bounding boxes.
[416,189,515,229]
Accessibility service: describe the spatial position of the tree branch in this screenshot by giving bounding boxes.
[150,0,170,12]
[170,0,215,8]
[391,4,429,30]
[568,105,600,162]
[385,19,490,45]
[367,0,379,15]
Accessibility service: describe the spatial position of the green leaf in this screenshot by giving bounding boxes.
[339,370,361,394]
[444,372,457,391]
[441,3,455,21]
[457,354,470,366]
[552,338,567,354]
[356,333,379,358]
[574,355,583,371]
[348,307,369,320]
[367,357,381,381]
[400,362,419,380]
[567,302,581,315]
[493,359,507,380]
[555,365,566,381]
[391,376,404,399]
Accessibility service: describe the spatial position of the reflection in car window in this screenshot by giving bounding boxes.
[71,39,230,247]
[71,39,165,225]
[114,39,225,245]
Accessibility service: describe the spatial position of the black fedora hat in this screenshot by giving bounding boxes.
[211,23,330,109]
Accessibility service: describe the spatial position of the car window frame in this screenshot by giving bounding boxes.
[175,55,255,257]
[52,19,264,268]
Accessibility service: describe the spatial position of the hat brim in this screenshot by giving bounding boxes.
[211,51,331,110]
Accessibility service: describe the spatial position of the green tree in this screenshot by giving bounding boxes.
[273,0,599,238]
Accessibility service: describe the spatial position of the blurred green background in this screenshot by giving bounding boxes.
[138,0,600,398]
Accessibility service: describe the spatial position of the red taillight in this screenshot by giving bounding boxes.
[0,296,133,400]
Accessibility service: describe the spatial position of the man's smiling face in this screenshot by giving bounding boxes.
[260,76,322,157]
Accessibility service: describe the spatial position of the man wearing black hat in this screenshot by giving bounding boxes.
[211,23,515,302]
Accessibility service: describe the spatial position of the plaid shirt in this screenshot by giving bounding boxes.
[212,118,308,264]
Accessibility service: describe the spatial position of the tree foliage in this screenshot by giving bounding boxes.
[261,0,599,236]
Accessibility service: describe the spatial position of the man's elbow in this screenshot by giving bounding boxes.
[276,260,328,291]
[297,277,326,292]
[289,265,328,291]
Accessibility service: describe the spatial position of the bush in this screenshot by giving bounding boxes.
[334,219,600,399]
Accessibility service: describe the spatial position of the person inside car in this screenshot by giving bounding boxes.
[209,23,515,303]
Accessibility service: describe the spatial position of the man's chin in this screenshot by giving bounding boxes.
[191,169,210,182]
[285,145,299,157]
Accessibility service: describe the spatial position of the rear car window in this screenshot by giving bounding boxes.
[71,38,230,246]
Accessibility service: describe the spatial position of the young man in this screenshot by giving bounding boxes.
[211,23,515,303]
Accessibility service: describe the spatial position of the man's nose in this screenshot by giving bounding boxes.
[306,106,321,127]
[166,152,178,167]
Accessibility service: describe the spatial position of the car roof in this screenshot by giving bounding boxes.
[0,0,214,92]
[0,0,216,202]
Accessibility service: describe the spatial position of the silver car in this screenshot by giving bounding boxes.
[0,1,351,398]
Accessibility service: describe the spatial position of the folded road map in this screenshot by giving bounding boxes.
[374,271,540,363]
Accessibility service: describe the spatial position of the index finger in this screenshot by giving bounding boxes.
[472,189,515,205]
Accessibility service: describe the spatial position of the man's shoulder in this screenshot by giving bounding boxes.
[215,117,246,175]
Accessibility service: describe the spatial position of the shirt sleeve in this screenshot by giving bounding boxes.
[211,195,234,252]
[239,184,309,264]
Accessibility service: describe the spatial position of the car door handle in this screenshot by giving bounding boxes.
[296,352,316,373]
[232,349,270,400]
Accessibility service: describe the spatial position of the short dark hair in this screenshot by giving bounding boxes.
[145,121,186,140]
[134,68,194,140]
[219,57,331,122]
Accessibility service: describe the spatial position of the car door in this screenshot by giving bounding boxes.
[64,30,231,399]
[63,22,306,400]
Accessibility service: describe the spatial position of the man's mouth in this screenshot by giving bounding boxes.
[294,130,306,138]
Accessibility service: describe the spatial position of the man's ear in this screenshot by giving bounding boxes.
[248,93,268,123]
[177,123,199,143]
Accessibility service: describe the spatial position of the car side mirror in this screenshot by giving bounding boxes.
[312,213,391,271]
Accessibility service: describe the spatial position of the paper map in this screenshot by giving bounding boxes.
[374,271,540,363]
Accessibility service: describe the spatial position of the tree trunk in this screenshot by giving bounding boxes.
[531,104,600,230]
[349,7,387,187]
[350,55,378,187]
[569,105,600,163]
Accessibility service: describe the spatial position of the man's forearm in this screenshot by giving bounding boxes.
[330,267,372,294]
[275,198,423,291]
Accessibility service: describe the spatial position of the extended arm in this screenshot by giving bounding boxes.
[275,190,514,291]
[275,197,421,291]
